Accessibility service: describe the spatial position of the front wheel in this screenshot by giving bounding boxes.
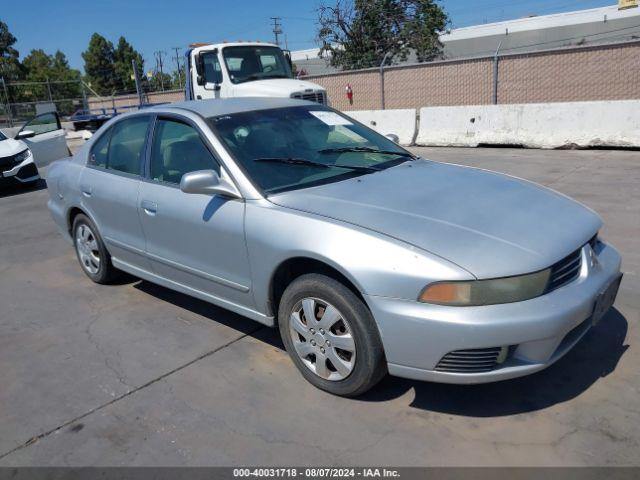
[278,274,387,397]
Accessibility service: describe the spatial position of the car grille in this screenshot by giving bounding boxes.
[435,347,505,373]
[291,91,326,104]
[0,151,25,170]
[545,247,583,293]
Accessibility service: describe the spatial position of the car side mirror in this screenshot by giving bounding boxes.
[180,169,241,199]
[15,130,36,140]
[385,133,400,144]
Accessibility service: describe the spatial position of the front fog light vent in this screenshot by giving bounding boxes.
[435,346,508,373]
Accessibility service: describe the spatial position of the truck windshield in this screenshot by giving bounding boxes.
[222,46,292,84]
[209,106,413,194]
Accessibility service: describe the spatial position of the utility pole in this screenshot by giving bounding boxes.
[154,50,167,91]
[172,47,183,90]
[270,17,282,46]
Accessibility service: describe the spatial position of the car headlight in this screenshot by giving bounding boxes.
[418,269,551,306]
[14,149,31,163]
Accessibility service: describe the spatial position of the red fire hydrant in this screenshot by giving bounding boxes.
[346,84,353,105]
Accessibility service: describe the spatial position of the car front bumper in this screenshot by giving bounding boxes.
[0,154,40,186]
[366,241,622,384]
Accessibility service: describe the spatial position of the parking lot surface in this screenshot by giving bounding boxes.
[0,146,638,466]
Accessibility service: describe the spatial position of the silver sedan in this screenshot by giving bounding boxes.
[46,98,622,396]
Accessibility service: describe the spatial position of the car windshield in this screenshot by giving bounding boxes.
[222,46,292,84]
[0,130,6,141]
[209,106,414,194]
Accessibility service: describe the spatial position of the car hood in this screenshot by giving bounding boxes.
[233,78,325,97]
[0,138,27,158]
[269,160,601,278]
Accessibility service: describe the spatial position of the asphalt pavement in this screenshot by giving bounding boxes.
[0,146,638,466]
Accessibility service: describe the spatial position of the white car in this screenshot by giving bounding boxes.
[1,112,69,188]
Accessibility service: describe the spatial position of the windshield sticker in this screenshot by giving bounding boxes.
[310,111,353,126]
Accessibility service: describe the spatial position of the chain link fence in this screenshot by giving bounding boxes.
[0,79,91,128]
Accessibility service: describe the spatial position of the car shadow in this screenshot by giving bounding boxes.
[359,307,629,416]
[0,178,47,198]
[132,279,628,417]
[134,280,266,337]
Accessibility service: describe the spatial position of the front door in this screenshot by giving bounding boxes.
[17,112,68,166]
[138,116,253,308]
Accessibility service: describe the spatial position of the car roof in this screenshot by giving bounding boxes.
[150,97,319,118]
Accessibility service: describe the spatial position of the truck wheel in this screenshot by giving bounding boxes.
[72,214,119,284]
[278,274,387,397]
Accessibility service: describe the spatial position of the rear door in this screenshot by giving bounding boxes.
[17,112,68,166]
[79,115,152,270]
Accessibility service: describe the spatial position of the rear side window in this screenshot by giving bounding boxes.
[107,116,150,175]
[88,127,112,168]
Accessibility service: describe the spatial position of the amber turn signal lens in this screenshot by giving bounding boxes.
[419,282,471,305]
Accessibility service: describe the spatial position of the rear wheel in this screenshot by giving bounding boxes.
[278,274,386,397]
[72,214,119,284]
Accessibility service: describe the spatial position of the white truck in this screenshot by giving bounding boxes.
[185,42,328,105]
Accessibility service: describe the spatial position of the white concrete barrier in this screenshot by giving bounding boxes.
[416,100,640,149]
[346,109,417,146]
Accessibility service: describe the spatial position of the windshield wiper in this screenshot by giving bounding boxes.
[319,146,416,158]
[254,157,330,168]
[253,157,381,172]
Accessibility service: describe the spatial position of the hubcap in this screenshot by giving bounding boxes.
[75,224,101,275]
[289,297,356,381]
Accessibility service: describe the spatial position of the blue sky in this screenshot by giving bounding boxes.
[5,0,616,73]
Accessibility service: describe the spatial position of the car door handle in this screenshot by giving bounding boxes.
[141,200,158,215]
[80,185,92,197]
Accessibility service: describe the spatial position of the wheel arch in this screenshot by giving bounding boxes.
[67,206,86,234]
[268,256,368,321]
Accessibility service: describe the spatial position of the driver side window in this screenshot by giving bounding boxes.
[203,52,223,84]
[150,119,220,185]
[22,112,60,135]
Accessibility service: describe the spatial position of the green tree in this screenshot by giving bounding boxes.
[169,68,186,90]
[148,71,173,92]
[82,33,117,95]
[114,36,144,93]
[21,49,81,113]
[0,20,22,81]
[317,0,448,70]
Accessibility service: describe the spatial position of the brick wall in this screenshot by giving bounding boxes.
[306,41,640,110]
[497,42,640,104]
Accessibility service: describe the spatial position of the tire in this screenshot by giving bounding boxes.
[278,274,387,397]
[72,214,119,284]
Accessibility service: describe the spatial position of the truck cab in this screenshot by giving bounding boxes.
[185,42,328,105]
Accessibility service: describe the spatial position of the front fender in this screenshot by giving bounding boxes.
[244,200,474,315]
